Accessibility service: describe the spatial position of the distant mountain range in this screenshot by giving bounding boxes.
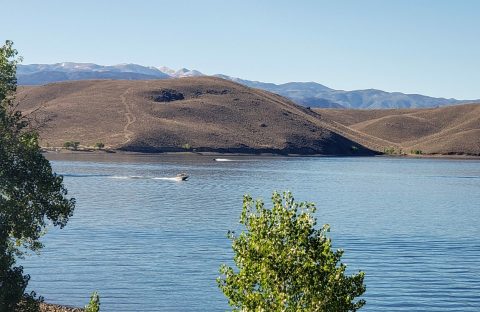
[17,63,477,109]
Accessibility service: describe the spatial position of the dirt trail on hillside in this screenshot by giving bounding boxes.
[120,88,136,144]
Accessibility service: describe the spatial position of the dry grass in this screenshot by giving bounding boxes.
[316,104,480,155]
[18,77,477,156]
[17,77,373,155]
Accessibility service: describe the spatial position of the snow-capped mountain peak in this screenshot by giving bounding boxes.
[16,62,473,109]
[157,66,176,76]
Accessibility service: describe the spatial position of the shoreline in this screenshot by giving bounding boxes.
[41,148,480,161]
[40,303,84,312]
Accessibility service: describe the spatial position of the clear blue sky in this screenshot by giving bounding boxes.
[2,0,479,99]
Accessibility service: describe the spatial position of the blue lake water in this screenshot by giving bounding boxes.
[23,154,480,311]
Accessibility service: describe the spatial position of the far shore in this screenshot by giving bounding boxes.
[41,147,480,161]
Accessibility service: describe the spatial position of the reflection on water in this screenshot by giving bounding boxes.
[22,154,480,311]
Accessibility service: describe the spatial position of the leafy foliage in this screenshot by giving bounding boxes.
[63,141,80,150]
[85,291,100,312]
[0,252,40,311]
[181,143,192,150]
[218,191,366,312]
[0,40,75,310]
[383,146,405,155]
[383,146,396,154]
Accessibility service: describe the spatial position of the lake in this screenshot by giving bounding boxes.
[23,154,480,311]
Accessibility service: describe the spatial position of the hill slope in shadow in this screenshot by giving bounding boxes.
[17,77,374,155]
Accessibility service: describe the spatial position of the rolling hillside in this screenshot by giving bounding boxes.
[316,104,480,155]
[17,77,374,155]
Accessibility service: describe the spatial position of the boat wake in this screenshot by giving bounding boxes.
[59,173,111,178]
[60,173,189,181]
[152,177,184,181]
[110,175,188,181]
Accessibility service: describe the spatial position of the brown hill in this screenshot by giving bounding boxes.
[316,104,480,155]
[17,77,374,155]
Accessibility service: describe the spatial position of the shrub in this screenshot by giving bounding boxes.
[63,141,80,150]
[181,143,192,150]
[383,146,396,154]
[85,291,100,312]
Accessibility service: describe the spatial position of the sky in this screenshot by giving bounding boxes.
[2,0,480,99]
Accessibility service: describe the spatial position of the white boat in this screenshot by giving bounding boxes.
[214,158,233,162]
[175,173,189,181]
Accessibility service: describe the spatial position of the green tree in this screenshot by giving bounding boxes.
[0,40,75,310]
[218,191,366,312]
[181,143,192,151]
[63,141,80,150]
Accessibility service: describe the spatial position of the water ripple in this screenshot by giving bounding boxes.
[22,155,480,311]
